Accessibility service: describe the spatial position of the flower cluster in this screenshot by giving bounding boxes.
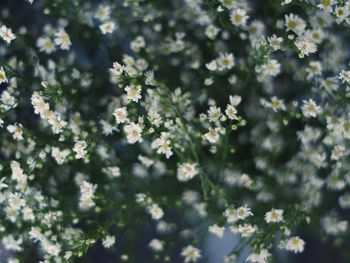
[1,0,350,262]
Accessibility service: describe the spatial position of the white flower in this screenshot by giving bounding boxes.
[8,193,26,210]
[79,180,97,210]
[0,25,16,43]
[268,97,286,112]
[113,107,128,124]
[31,92,50,115]
[206,60,217,71]
[285,236,305,253]
[2,235,22,252]
[236,205,253,220]
[177,163,198,182]
[265,209,284,223]
[302,99,321,118]
[73,140,88,159]
[203,127,220,144]
[44,242,61,257]
[339,70,350,84]
[51,147,70,164]
[181,245,201,263]
[267,35,283,51]
[7,124,24,140]
[257,59,281,77]
[23,207,35,221]
[149,239,164,251]
[110,62,124,77]
[37,37,55,54]
[147,204,164,220]
[238,224,257,237]
[229,95,241,106]
[216,53,235,71]
[207,106,222,122]
[1,90,16,110]
[48,113,67,134]
[94,5,111,21]
[104,166,121,178]
[0,67,8,85]
[151,133,173,158]
[339,194,350,209]
[317,0,334,11]
[225,104,238,119]
[219,0,236,9]
[209,224,225,238]
[100,21,116,34]
[331,145,345,161]
[124,122,142,144]
[235,224,257,237]
[54,28,71,50]
[102,235,116,248]
[285,14,306,34]
[125,85,142,102]
[205,25,220,39]
[247,249,271,263]
[130,36,145,52]
[10,161,27,183]
[230,8,248,27]
[295,38,317,58]
[0,177,8,190]
[223,208,238,223]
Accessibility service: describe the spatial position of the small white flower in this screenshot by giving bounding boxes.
[177,163,198,182]
[100,21,116,34]
[339,70,350,84]
[73,140,88,159]
[225,104,238,120]
[0,67,8,85]
[148,239,164,251]
[54,28,71,50]
[51,147,70,164]
[231,224,257,237]
[102,235,116,248]
[265,208,284,223]
[285,236,305,253]
[267,35,283,51]
[124,122,142,144]
[236,205,253,220]
[205,25,220,39]
[125,85,142,102]
[7,123,24,140]
[10,161,27,183]
[247,249,271,263]
[230,8,248,27]
[0,25,16,44]
[110,62,124,77]
[37,37,56,54]
[295,38,317,58]
[302,99,321,118]
[209,224,225,238]
[219,0,236,9]
[203,127,220,144]
[331,145,345,161]
[79,180,97,210]
[147,204,164,220]
[285,14,306,34]
[113,107,128,124]
[206,60,217,71]
[207,106,222,122]
[216,53,235,71]
[181,245,201,263]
